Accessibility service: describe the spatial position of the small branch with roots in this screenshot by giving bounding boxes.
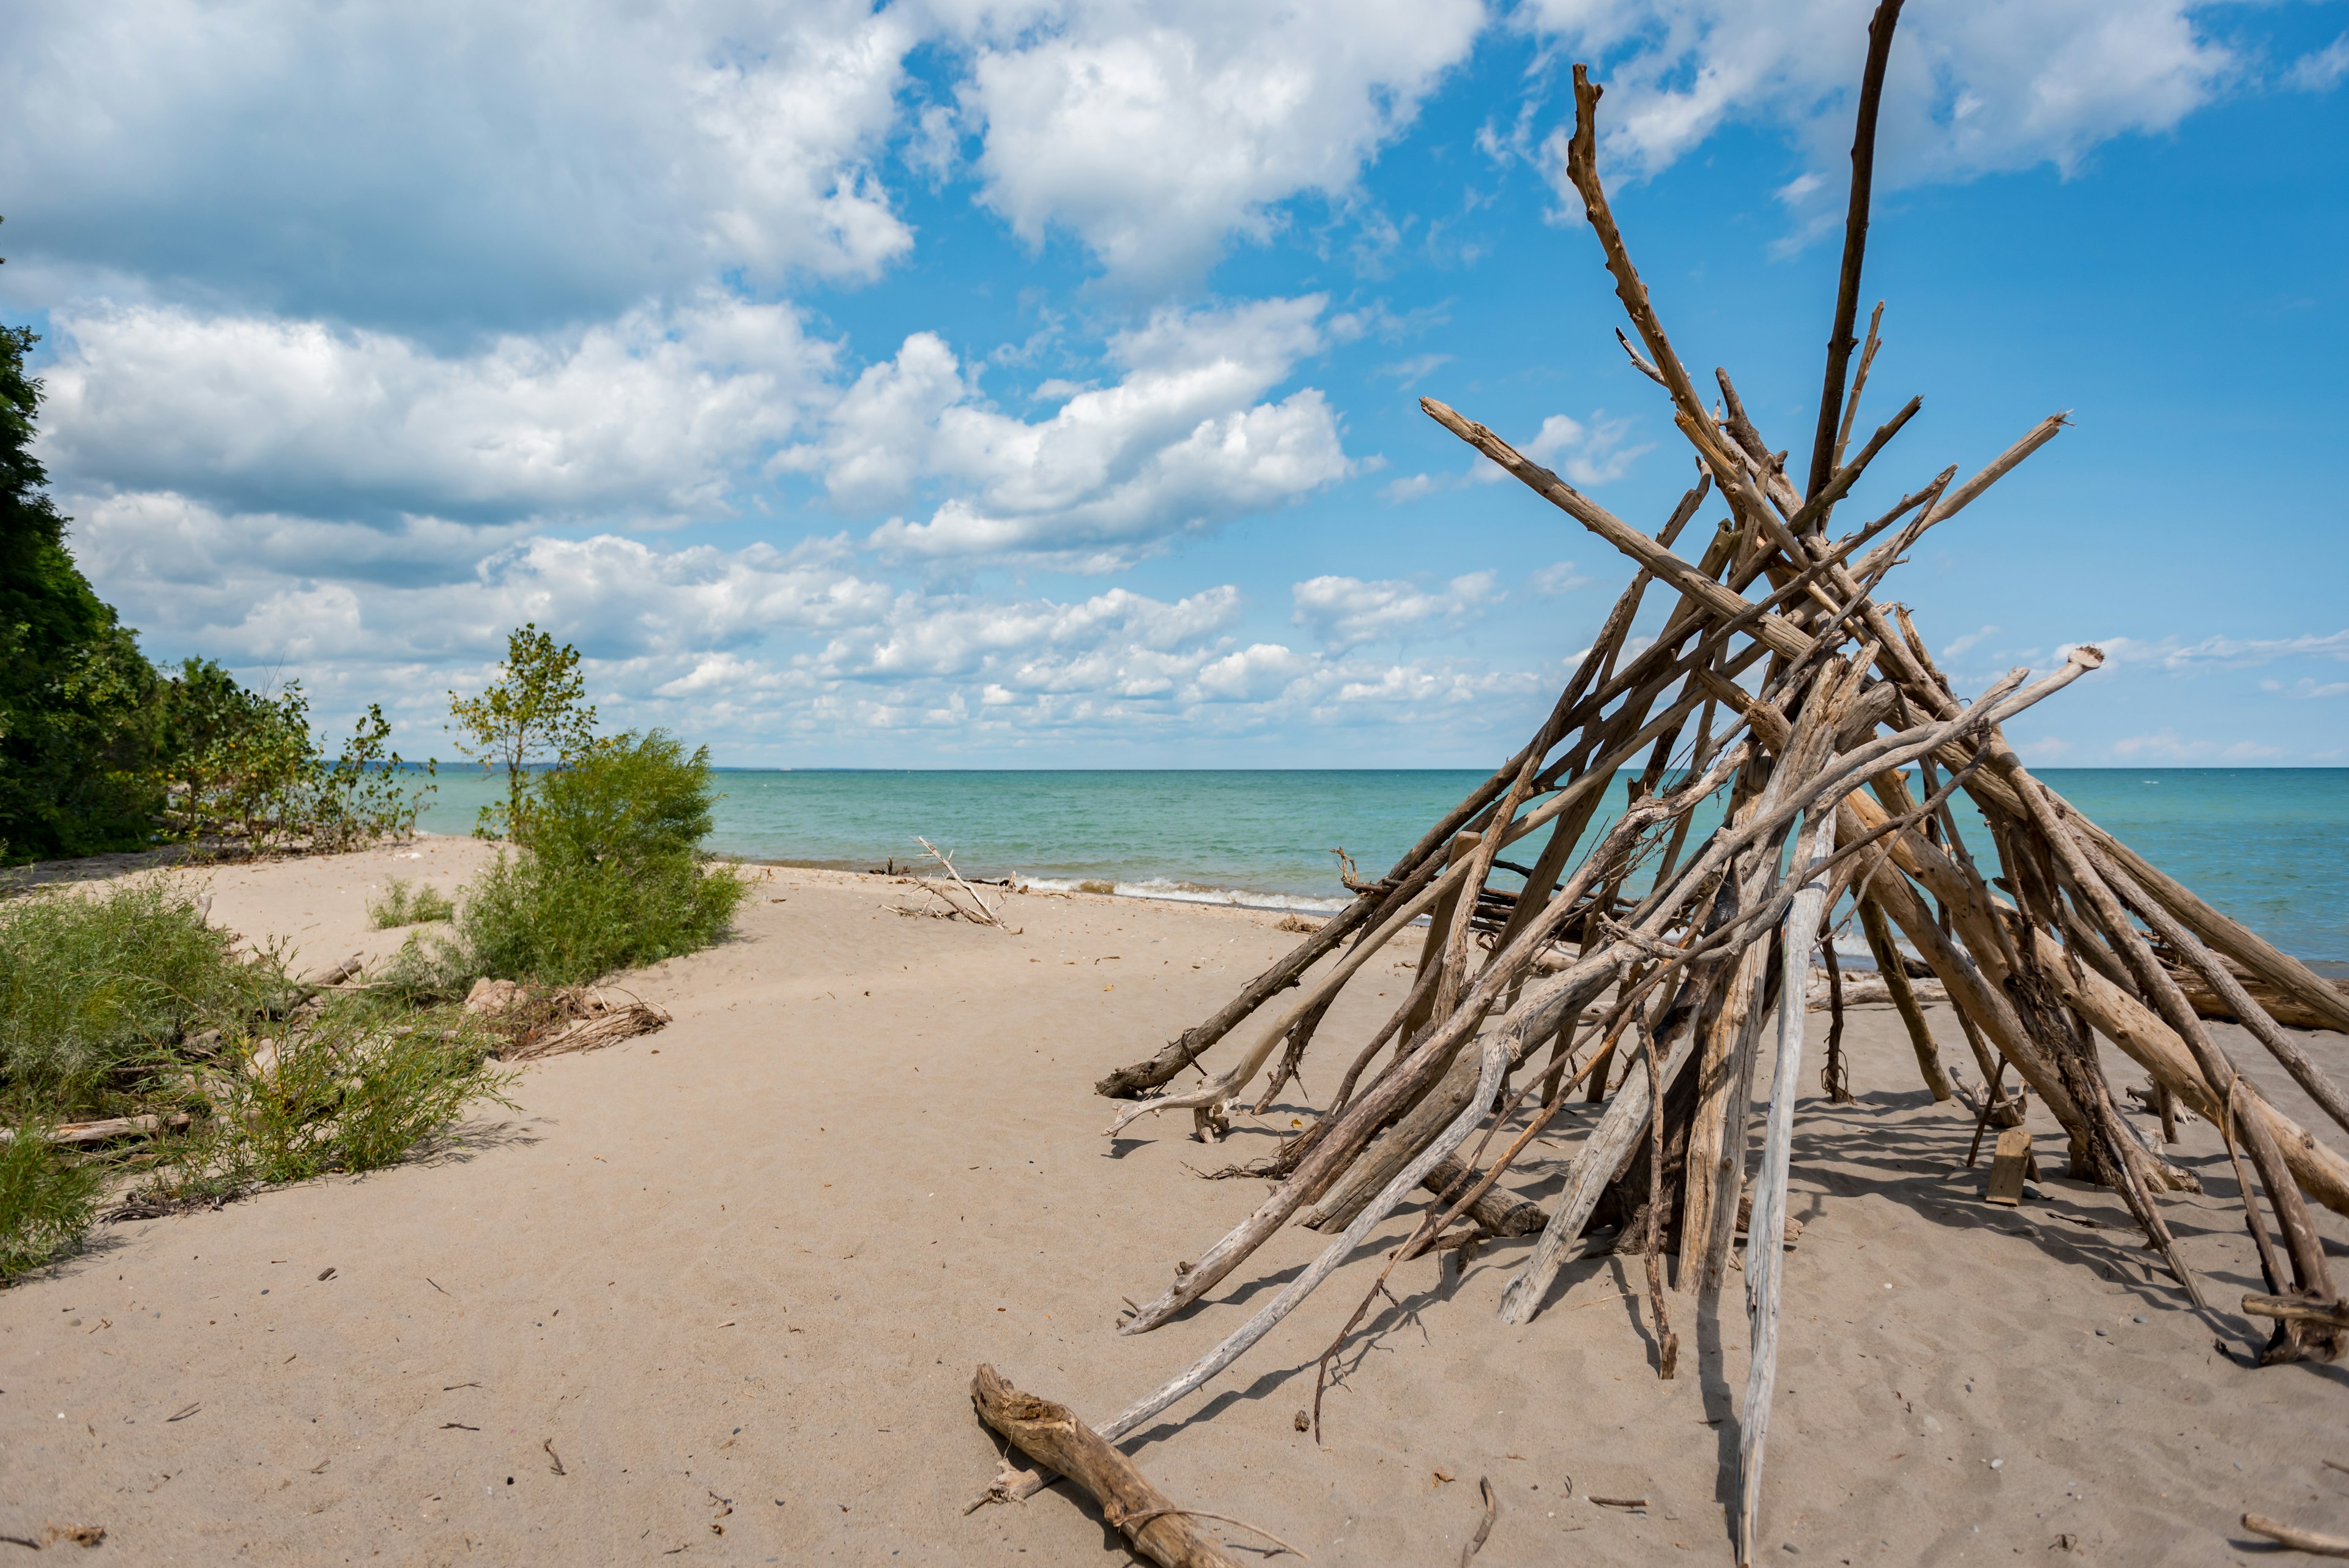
[915,836,1022,934]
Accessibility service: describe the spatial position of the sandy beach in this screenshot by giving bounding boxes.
[6,839,2347,1565]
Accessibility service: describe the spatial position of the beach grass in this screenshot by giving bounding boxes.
[0,875,287,1117]
[366,877,456,929]
[132,998,515,1203]
[0,875,520,1273]
[0,1120,107,1280]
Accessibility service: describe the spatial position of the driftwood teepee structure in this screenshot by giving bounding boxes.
[970,7,2349,1561]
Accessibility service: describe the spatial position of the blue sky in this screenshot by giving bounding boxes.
[4,0,2345,767]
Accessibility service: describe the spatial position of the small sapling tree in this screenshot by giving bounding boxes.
[447,623,596,838]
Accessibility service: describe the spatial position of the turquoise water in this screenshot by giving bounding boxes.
[411,767,2349,961]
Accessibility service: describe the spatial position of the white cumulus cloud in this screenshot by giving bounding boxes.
[788,296,1351,568]
[942,0,1486,286]
[39,295,833,527]
[1512,1,2238,237]
[1291,571,1501,651]
[0,0,920,329]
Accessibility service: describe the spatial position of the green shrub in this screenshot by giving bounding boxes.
[367,877,456,929]
[0,1123,106,1279]
[456,848,747,987]
[141,1001,514,1199]
[432,730,749,987]
[524,729,716,869]
[0,872,513,1225]
[0,877,279,1115]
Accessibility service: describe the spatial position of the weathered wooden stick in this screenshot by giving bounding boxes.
[1110,679,1742,1137]
[1838,790,2349,1217]
[1786,396,1921,538]
[1737,809,1838,1567]
[917,839,1020,935]
[1857,894,1953,1101]
[1405,831,1484,1043]
[1702,939,1779,1295]
[4,1112,193,1146]
[2004,764,2334,1333]
[2050,796,2349,1037]
[1685,921,1772,1291]
[1830,302,1885,472]
[2029,921,2349,1216]
[2243,1294,2349,1330]
[1116,772,1707,1331]
[2241,1514,2349,1557]
[1301,1038,1488,1232]
[2074,833,2349,1140]
[1404,1046,1617,1264]
[1639,1018,1680,1373]
[1496,1025,1699,1325]
[1879,642,2347,1043]
[1416,1151,1547,1238]
[2174,970,2349,1035]
[1817,934,1851,1102]
[1837,790,2090,1142]
[1095,1032,1513,1444]
[1251,994,1334,1115]
[1420,398,1812,660]
[1096,882,1387,1099]
[1805,0,1906,502]
[1104,869,1453,1137]
[968,1365,1247,1568]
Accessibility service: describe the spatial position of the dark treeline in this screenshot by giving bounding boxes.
[0,322,422,864]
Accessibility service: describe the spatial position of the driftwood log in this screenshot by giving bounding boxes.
[969,1365,1249,1567]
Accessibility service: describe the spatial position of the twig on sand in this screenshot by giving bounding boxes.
[2243,1514,2349,1557]
[1460,1476,1498,1567]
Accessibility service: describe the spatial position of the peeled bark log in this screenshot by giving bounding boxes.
[1738,811,1838,1566]
[969,1365,1245,1568]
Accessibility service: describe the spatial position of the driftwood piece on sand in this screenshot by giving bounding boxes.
[1855,894,1954,1100]
[1,1112,193,1146]
[1984,1128,2033,1207]
[916,838,1023,935]
[2241,1293,2349,1331]
[2242,1514,2349,1558]
[969,1365,1249,1568]
[498,994,672,1062]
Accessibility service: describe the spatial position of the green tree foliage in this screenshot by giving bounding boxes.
[0,273,431,863]
[447,623,597,839]
[155,664,434,852]
[0,322,164,860]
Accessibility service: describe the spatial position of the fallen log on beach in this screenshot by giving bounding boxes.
[970,1366,1256,1567]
